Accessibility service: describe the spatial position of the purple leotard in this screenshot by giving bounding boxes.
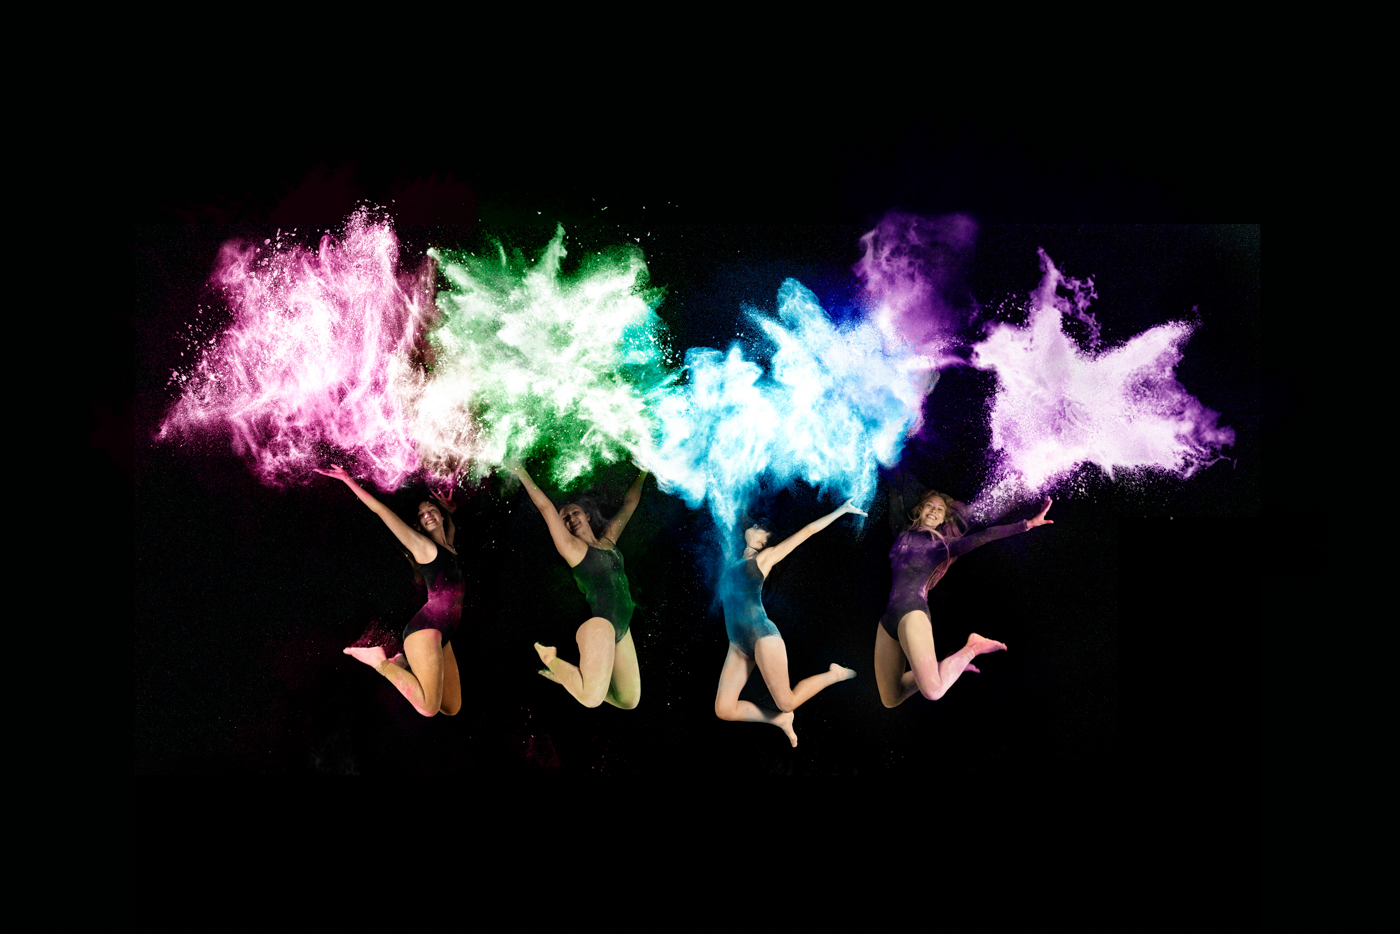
[878,521,1031,640]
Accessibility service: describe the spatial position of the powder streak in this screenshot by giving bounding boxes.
[159,211,433,490]
[648,278,932,552]
[970,248,1234,516]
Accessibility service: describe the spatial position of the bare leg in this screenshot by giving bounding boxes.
[714,642,798,746]
[874,622,921,709]
[898,612,1005,702]
[439,642,462,716]
[343,629,445,717]
[533,618,616,708]
[603,629,641,710]
[752,635,856,713]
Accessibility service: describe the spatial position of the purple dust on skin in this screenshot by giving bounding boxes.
[968,248,1235,519]
[158,210,436,491]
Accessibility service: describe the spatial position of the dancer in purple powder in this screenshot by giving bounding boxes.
[874,471,1054,708]
[713,499,865,746]
[316,465,465,717]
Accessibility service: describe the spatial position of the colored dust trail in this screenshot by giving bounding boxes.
[418,226,674,489]
[970,248,1235,518]
[854,212,977,361]
[648,279,931,553]
[159,211,433,490]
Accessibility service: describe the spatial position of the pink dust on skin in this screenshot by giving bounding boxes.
[970,248,1235,516]
[159,211,436,491]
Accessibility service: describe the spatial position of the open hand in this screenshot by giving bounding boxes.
[1027,497,1055,529]
[313,465,353,484]
[840,498,869,517]
[430,487,457,514]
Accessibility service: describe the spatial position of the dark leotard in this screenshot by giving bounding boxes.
[719,557,782,656]
[403,544,466,647]
[572,545,634,643]
[878,521,1031,640]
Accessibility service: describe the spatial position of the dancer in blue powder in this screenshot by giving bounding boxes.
[510,461,647,710]
[874,470,1054,708]
[316,465,464,717]
[713,499,866,746]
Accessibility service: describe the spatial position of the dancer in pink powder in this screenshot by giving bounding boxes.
[317,466,465,717]
[874,471,1054,708]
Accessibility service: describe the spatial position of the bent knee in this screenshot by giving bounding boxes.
[416,706,440,718]
[918,684,946,702]
[616,693,640,710]
[440,701,461,716]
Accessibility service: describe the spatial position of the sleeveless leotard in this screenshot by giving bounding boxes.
[404,544,466,646]
[879,521,1031,640]
[572,545,634,643]
[719,557,782,655]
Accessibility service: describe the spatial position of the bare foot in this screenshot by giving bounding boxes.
[386,652,408,670]
[343,645,388,668]
[966,633,1007,655]
[534,642,558,666]
[775,710,798,747]
[830,663,858,681]
[537,668,558,682]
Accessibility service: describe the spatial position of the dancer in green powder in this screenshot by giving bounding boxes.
[510,461,647,709]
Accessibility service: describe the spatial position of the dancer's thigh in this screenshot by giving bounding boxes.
[439,641,462,715]
[609,629,641,709]
[752,635,794,708]
[576,618,617,691]
[716,642,755,710]
[873,622,908,705]
[897,612,939,681]
[404,629,446,711]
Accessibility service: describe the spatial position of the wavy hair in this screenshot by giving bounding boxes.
[906,489,969,593]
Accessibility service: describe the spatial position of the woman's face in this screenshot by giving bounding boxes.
[744,526,771,552]
[418,503,444,532]
[916,497,947,530]
[559,504,590,538]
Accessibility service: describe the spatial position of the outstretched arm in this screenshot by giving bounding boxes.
[315,466,437,564]
[601,468,648,544]
[756,498,868,576]
[508,461,587,566]
[947,497,1054,558]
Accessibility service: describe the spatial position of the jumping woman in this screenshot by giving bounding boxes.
[874,473,1054,709]
[510,461,647,710]
[316,465,464,717]
[714,499,865,746]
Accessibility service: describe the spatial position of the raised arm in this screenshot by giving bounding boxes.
[508,461,587,566]
[601,468,648,544]
[431,488,458,547]
[315,465,437,564]
[947,497,1054,558]
[755,498,868,576]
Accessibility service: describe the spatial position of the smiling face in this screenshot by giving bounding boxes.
[417,502,444,533]
[559,504,591,538]
[743,525,771,552]
[915,495,947,531]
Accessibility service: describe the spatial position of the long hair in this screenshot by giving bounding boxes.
[906,489,969,593]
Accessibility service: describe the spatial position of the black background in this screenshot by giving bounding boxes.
[122,79,1278,929]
